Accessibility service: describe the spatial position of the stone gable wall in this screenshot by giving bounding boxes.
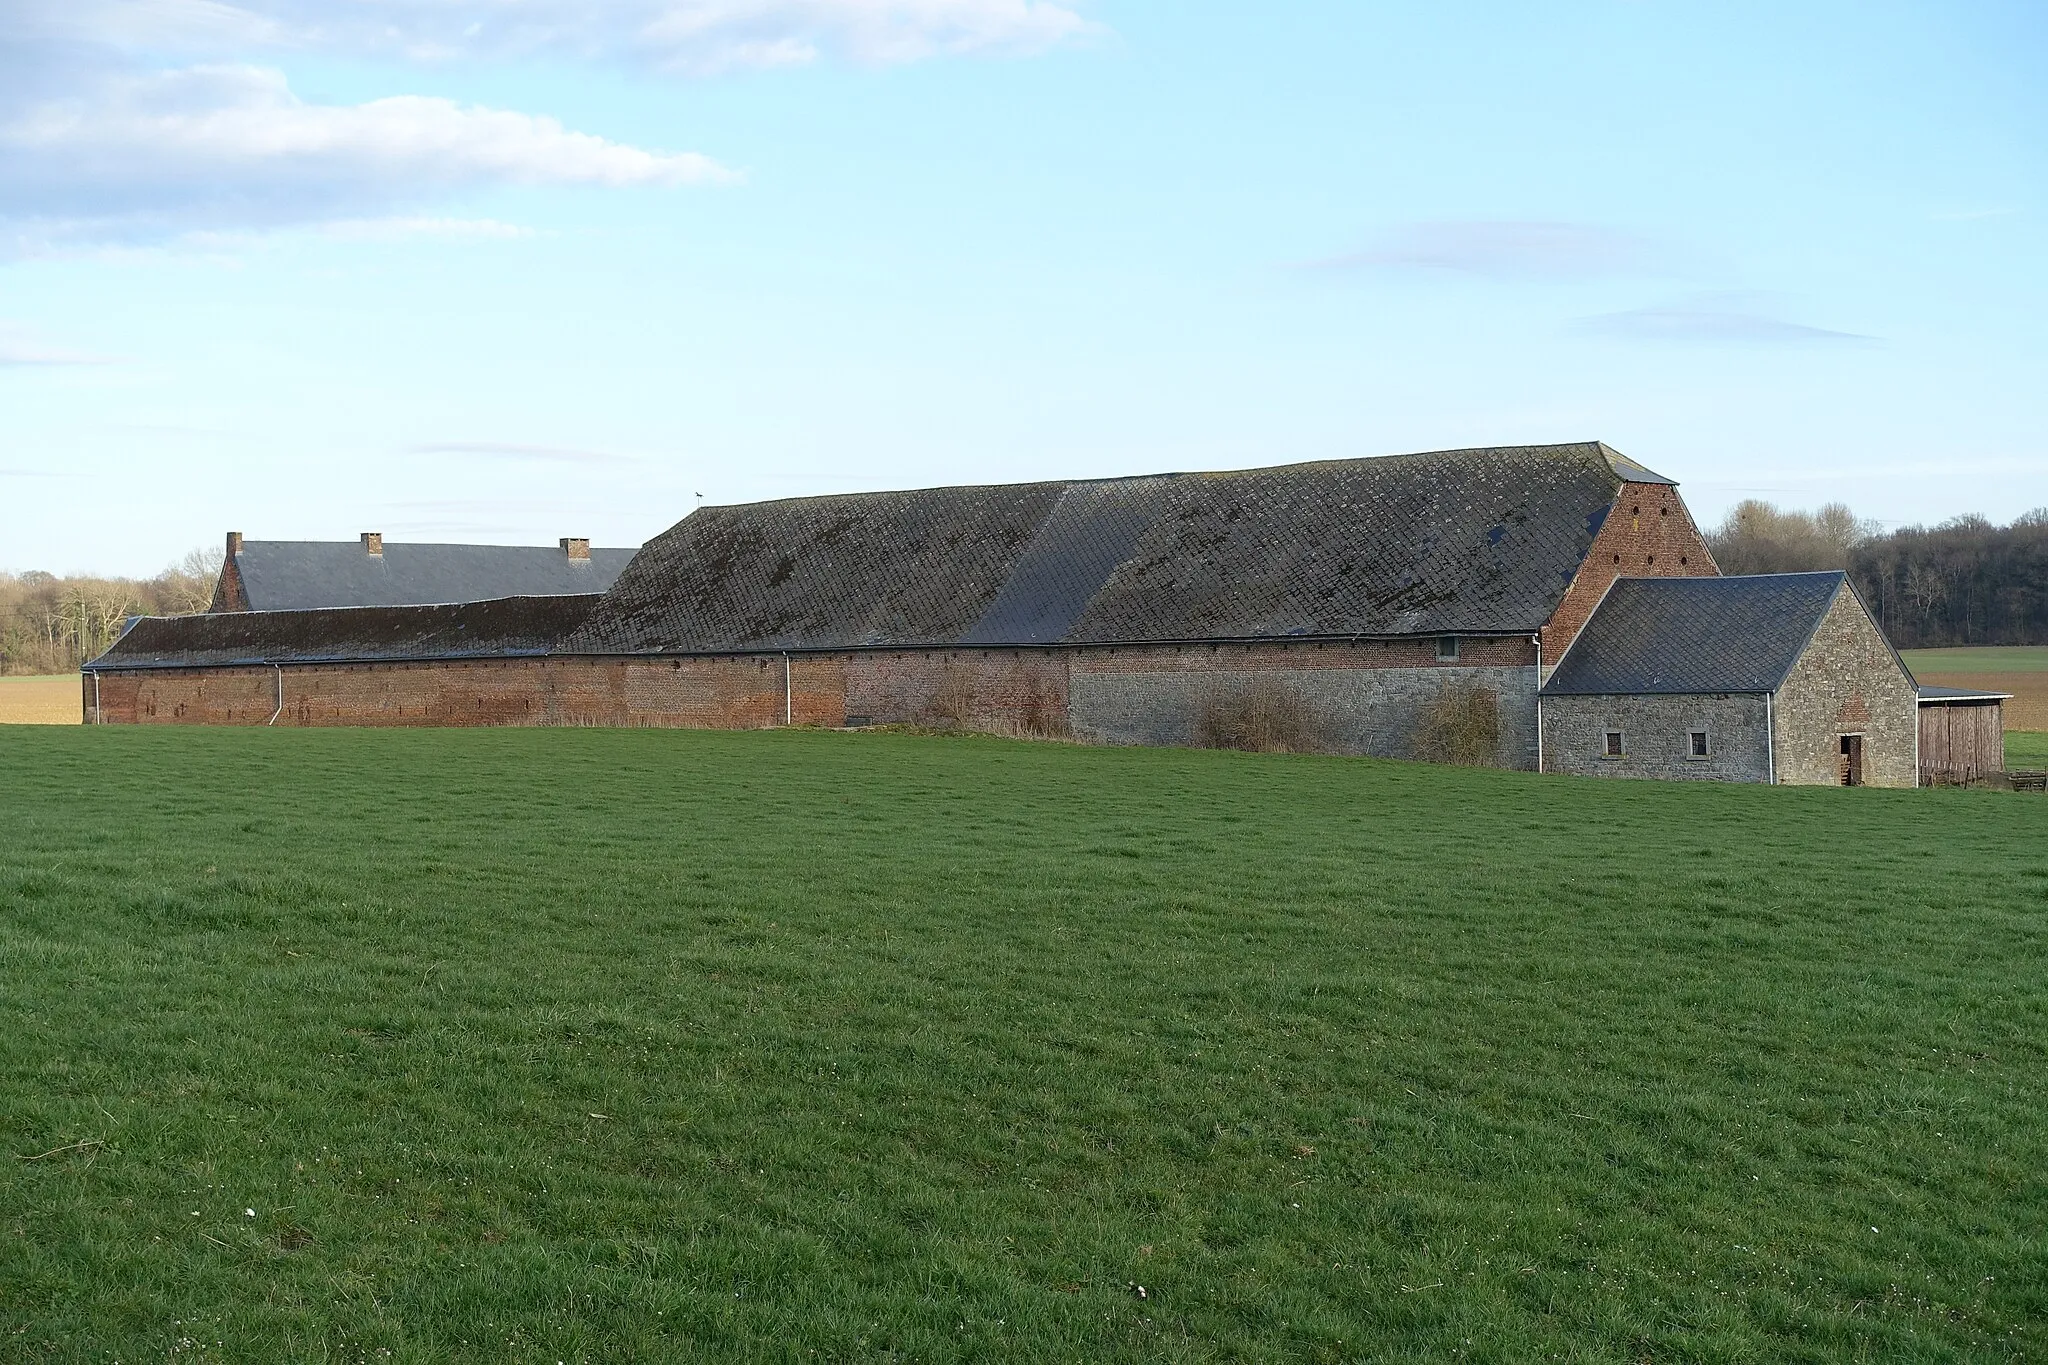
[1772,587,1919,787]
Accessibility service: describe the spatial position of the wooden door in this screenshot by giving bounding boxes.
[1839,734,1864,786]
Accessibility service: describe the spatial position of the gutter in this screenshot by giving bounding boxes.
[82,627,1557,674]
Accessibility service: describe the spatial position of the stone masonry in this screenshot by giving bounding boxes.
[1541,692,1772,782]
[1771,587,1918,787]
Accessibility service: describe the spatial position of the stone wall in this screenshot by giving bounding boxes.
[1772,587,1920,787]
[1541,692,1771,782]
[85,636,1544,764]
[1069,637,1538,765]
[1541,481,1719,666]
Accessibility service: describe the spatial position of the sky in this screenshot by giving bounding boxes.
[1,0,2043,577]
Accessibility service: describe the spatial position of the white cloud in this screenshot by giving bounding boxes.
[1317,220,1666,281]
[21,0,1097,73]
[0,323,117,365]
[0,64,728,250]
[0,0,1093,248]
[409,441,641,466]
[1576,294,1877,346]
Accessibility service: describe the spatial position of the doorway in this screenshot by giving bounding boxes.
[1839,734,1865,786]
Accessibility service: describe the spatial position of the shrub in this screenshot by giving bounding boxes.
[1196,676,1325,754]
[1416,682,1501,767]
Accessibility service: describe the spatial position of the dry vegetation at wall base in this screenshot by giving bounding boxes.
[3,727,2043,1362]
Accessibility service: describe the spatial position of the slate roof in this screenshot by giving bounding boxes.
[224,540,636,611]
[567,442,1664,653]
[1541,573,1849,696]
[86,595,600,670]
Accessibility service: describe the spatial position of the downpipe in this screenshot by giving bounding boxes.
[781,652,792,726]
[267,664,284,726]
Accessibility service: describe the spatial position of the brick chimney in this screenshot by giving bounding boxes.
[361,532,384,556]
[560,537,591,561]
[226,531,243,557]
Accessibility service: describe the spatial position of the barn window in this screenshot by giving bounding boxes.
[1435,635,1460,662]
[1688,730,1710,759]
[1603,730,1625,758]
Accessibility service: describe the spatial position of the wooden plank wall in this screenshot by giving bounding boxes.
[1919,701,2005,777]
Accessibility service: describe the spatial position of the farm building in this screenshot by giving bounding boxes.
[1538,572,1919,786]
[1916,686,2010,784]
[88,442,1723,765]
[209,531,635,611]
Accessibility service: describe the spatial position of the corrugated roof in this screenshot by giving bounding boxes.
[87,595,600,670]
[228,540,636,610]
[1918,685,2013,703]
[569,442,1664,653]
[1541,573,1847,695]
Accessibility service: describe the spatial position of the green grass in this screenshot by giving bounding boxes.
[2,728,2044,1363]
[1902,646,2048,674]
[2005,730,2048,767]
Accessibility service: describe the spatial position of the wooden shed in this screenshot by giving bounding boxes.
[1918,685,2010,784]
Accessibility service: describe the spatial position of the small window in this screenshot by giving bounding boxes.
[1688,730,1709,759]
[1604,730,1625,758]
[1436,635,1459,662]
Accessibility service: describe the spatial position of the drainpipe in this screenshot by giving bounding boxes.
[1532,633,1544,774]
[91,672,101,725]
[1764,690,1775,785]
[781,652,792,726]
[267,664,285,726]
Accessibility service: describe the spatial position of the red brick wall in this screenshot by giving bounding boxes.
[1541,481,1718,662]
[89,637,1537,732]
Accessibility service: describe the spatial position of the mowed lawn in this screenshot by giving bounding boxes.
[2,729,2044,1363]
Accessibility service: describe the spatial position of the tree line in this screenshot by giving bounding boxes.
[1705,502,2048,648]
[0,548,221,676]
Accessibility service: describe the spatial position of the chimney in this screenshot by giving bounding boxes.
[560,537,591,561]
[361,532,384,556]
[226,531,243,557]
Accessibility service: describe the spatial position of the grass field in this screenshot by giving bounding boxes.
[2006,730,2048,767]
[2,728,2044,1362]
[0,676,77,726]
[1901,646,2048,674]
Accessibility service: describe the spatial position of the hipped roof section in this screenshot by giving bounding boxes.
[228,540,636,611]
[87,594,601,670]
[567,442,1659,653]
[1541,572,1848,696]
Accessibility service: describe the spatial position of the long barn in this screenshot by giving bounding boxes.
[75,441,1917,782]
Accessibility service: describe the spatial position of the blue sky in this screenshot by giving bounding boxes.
[2,0,2043,575]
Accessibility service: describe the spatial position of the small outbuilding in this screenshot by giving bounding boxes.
[1916,685,2010,784]
[1540,572,1919,786]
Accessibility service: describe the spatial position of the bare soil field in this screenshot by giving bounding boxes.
[1905,647,2048,731]
[0,676,77,725]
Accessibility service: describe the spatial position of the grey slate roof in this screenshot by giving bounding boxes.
[227,540,636,610]
[1541,573,1848,696]
[87,595,599,670]
[567,442,1663,653]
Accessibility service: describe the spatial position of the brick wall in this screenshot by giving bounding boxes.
[86,636,1545,764]
[1541,693,1772,782]
[1541,481,1719,665]
[1772,588,1919,787]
